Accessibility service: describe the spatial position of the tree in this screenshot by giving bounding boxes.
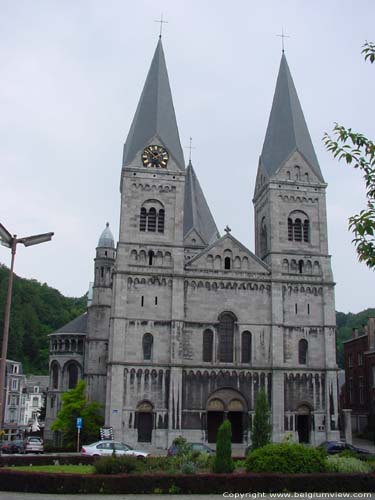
[324,41,375,269]
[51,380,103,448]
[251,389,272,451]
[212,419,234,473]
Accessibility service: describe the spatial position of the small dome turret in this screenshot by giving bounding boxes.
[98,222,115,249]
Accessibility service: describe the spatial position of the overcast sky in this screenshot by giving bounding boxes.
[0,0,374,313]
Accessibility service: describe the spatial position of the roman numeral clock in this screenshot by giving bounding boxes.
[142,145,169,168]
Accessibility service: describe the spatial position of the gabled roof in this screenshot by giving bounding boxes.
[184,161,220,245]
[53,313,87,335]
[122,38,185,170]
[260,53,324,181]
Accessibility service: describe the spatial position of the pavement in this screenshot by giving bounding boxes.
[352,436,375,453]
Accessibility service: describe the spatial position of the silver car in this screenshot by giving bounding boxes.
[81,440,149,458]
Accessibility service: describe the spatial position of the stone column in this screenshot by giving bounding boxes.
[343,409,352,444]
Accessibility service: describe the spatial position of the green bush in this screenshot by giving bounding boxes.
[180,461,197,474]
[212,419,234,473]
[93,455,138,474]
[245,443,327,474]
[327,455,372,473]
[251,389,272,451]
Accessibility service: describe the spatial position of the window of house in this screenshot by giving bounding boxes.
[349,378,353,403]
[143,333,153,360]
[11,379,18,391]
[203,329,213,362]
[348,353,353,368]
[34,386,39,393]
[218,313,235,362]
[298,339,308,364]
[241,331,252,363]
[32,397,39,407]
[358,352,363,366]
[359,377,364,405]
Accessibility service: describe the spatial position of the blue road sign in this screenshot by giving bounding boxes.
[76,417,82,429]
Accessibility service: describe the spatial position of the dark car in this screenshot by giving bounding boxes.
[0,440,25,454]
[319,441,371,456]
[167,442,214,456]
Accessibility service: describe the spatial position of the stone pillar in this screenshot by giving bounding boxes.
[343,409,352,444]
[272,370,284,441]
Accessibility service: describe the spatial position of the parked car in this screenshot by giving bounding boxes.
[167,442,215,456]
[81,440,149,458]
[0,440,25,454]
[24,436,44,454]
[319,441,371,456]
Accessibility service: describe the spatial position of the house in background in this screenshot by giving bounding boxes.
[343,317,375,433]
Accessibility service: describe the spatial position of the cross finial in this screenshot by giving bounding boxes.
[276,28,290,53]
[154,13,168,38]
[185,136,196,163]
[224,225,231,234]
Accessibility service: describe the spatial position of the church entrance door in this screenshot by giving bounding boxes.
[137,402,153,443]
[227,412,243,443]
[296,404,311,443]
[207,411,224,443]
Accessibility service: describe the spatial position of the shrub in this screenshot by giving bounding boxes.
[245,443,327,474]
[93,455,138,474]
[193,452,212,470]
[251,389,272,451]
[180,461,197,474]
[327,456,372,473]
[212,420,234,473]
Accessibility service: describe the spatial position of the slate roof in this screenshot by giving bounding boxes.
[98,222,115,248]
[183,161,220,245]
[53,313,88,335]
[260,53,324,181]
[122,38,185,170]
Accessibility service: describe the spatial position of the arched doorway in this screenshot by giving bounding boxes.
[296,404,311,443]
[136,401,153,443]
[206,389,247,444]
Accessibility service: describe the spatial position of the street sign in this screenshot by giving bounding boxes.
[76,417,82,429]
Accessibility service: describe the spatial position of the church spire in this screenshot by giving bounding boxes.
[260,53,324,181]
[122,38,185,170]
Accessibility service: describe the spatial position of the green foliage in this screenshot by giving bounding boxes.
[51,380,103,447]
[250,389,272,451]
[180,461,196,474]
[324,41,375,270]
[212,419,234,473]
[245,443,327,473]
[0,264,86,374]
[93,455,138,474]
[326,455,372,473]
[12,465,94,474]
[336,308,375,367]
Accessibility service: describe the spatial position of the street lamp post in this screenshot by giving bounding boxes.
[0,223,54,431]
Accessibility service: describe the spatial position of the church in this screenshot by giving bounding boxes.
[45,36,340,450]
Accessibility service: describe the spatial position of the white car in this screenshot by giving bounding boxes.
[81,440,149,458]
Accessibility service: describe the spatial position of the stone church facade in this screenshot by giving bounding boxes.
[45,38,339,449]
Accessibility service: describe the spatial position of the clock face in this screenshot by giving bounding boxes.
[142,145,169,168]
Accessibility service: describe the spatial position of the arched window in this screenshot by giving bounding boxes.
[298,260,304,274]
[148,208,157,232]
[288,218,293,241]
[203,329,213,362]
[148,250,154,266]
[143,333,153,360]
[68,363,78,389]
[303,220,310,242]
[52,363,59,389]
[260,217,267,255]
[218,312,235,362]
[224,257,231,270]
[157,209,165,233]
[299,339,308,364]
[294,219,302,241]
[241,331,252,363]
[140,207,147,231]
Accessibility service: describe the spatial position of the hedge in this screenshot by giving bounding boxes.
[0,469,374,494]
[0,454,95,467]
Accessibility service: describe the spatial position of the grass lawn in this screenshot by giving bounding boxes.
[6,465,94,474]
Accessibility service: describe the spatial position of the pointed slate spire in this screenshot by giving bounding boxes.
[122,38,185,170]
[184,161,220,245]
[260,53,324,181]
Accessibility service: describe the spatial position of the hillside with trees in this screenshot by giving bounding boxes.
[0,264,86,374]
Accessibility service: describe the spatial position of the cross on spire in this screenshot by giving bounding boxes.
[185,136,196,163]
[276,28,290,53]
[224,225,231,234]
[154,13,168,38]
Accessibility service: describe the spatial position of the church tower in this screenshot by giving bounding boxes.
[253,52,339,442]
[85,223,116,406]
[105,38,187,445]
